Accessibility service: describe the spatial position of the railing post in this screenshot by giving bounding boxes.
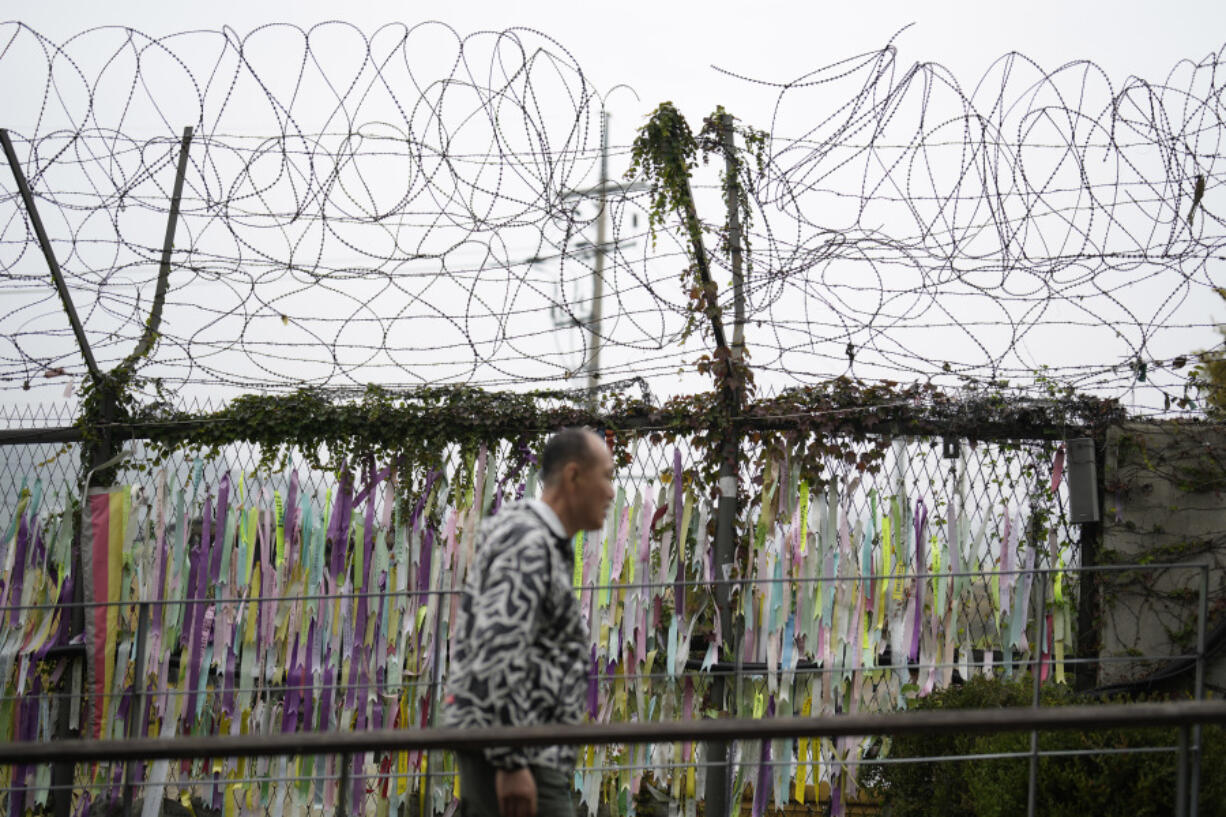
[121,600,151,817]
[1027,566,1047,817]
[1189,564,1209,817]
[425,588,447,814]
[1176,725,1190,817]
[50,621,81,817]
[336,751,352,817]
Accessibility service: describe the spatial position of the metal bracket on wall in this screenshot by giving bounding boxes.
[1067,437,1100,523]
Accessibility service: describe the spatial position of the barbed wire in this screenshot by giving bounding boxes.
[0,22,1222,412]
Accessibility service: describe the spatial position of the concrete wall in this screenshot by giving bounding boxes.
[1099,422,1226,692]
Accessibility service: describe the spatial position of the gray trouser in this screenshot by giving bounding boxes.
[456,752,575,817]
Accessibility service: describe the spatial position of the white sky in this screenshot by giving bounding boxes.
[12,0,1226,146]
[3,1,1225,411]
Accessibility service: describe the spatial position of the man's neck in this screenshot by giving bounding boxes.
[539,490,579,538]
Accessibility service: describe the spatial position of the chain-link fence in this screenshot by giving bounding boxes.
[0,396,1106,816]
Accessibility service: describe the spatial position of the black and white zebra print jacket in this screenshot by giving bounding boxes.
[444,500,590,771]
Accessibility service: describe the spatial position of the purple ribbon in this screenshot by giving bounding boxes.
[46,575,74,658]
[351,464,393,508]
[283,632,301,732]
[409,470,442,534]
[284,470,300,559]
[328,469,355,582]
[909,498,928,662]
[11,675,43,815]
[318,656,335,732]
[752,697,774,817]
[183,491,212,730]
[211,474,230,585]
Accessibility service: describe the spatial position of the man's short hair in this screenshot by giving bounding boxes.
[540,427,598,485]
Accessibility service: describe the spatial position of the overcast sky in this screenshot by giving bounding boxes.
[11,0,1226,138]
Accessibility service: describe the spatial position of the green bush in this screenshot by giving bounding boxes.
[860,676,1225,817]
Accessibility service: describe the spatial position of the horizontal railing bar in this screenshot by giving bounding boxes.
[0,743,1183,791]
[0,650,1197,705]
[1,700,1223,766]
[0,562,1203,613]
[0,426,82,444]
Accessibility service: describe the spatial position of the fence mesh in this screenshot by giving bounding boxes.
[0,401,1089,816]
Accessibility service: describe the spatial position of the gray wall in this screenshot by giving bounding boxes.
[1099,422,1226,693]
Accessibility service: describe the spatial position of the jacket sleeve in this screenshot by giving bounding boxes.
[465,530,550,769]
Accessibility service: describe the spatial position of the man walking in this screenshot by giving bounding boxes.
[446,427,615,817]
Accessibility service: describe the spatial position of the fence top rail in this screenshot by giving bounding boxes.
[0,411,1091,447]
[1,700,1223,766]
[0,562,1209,614]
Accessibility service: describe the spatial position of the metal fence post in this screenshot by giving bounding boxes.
[3,126,108,817]
[426,587,447,816]
[1074,434,1106,693]
[700,109,747,817]
[1176,725,1190,817]
[121,601,151,817]
[337,751,352,817]
[1189,564,1209,817]
[706,425,738,817]
[1027,566,1047,817]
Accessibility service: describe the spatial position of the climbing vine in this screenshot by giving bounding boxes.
[626,102,700,252]
[627,101,713,346]
[1182,287,1226,417]
[1098,423,1226,677]
[121,379,1125,491]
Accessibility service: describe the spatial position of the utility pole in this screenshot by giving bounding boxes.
[558,113,645,406]
[587,111,610,406]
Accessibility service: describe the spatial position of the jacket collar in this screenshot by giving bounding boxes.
[526,499,569,542]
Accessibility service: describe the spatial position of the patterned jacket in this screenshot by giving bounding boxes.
[444,500,590,770]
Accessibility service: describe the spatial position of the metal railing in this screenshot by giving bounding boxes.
[1,701,1224,815]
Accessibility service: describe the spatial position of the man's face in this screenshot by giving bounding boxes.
[574,434,616,531]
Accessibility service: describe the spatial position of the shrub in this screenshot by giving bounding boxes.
[860,676,1225,817]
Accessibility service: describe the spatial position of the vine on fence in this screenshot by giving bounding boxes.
[627,101,722,350]
[124,378,1125,490]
